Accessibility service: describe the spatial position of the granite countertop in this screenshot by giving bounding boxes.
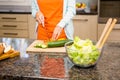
[0,38,120,80]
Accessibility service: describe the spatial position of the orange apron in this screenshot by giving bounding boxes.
[37,0,67,40]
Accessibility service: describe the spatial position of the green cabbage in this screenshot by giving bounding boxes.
[67,36,100,66]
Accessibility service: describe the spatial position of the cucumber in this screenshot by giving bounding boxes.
[47,39,72,48]
[35,43,47,49]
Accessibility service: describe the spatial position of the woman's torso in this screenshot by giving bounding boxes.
[37,0,67,40]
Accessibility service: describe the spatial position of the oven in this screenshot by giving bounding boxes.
[99,0,120,23]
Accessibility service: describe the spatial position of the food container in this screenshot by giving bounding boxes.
[65,41,102,68]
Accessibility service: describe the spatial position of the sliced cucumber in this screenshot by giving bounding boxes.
[35,43,47,49]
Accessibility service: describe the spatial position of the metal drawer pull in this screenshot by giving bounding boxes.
[2,25,17,27]
[1,17,16,20]
[79,19,88,21]
[74,19,88,22]
[3,33,18,35]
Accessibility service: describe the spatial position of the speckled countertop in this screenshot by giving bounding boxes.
[0,38,120,80]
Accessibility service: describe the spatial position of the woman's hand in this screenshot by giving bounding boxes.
[52,26,63,40]
[36,11,44,27]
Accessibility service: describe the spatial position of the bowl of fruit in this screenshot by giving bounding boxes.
[65,36,102,68]
[76,2,86,11]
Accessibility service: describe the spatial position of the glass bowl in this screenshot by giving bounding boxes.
[65,41,102,68]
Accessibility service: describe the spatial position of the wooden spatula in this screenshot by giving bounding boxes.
[96,18,112,48]
[96,18,117,49]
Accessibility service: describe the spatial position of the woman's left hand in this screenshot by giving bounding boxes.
[51,26,63,41]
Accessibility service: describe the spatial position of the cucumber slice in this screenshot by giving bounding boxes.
[35,43,47,49]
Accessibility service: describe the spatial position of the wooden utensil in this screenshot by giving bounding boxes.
[96,18,112,48]
[96,18,117,49]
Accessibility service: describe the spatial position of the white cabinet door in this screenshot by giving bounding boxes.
[73,15,98,41]
[98,24,120,42]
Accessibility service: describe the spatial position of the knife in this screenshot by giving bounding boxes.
[41,21,44,27]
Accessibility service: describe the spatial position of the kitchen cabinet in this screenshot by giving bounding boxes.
[28,15,37,39]
[98,24,120,42]
[0,14,29,38]
[73,15,98,41]
[0,14,36,39]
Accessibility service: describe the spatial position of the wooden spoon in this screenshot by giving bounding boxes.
[99,18,117,49]
[96,18,112,49]
[96,18,117,49]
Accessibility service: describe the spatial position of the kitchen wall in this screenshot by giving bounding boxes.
[0,0,31,6]
[0,0,31,12]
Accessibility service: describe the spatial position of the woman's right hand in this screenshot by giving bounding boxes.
[36,11,44,27]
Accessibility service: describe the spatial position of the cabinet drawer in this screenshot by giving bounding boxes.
[0,22,28,30]
[72,15,98,41]
[98,24,120,42]
[0,30,28,38]
[0,14,28,22]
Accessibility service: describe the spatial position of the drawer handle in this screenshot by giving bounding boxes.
[79,19,88,22]
[74,19,88,22]
[2,25,17,28]
[3,33,18,35]
[1,17,16,20]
